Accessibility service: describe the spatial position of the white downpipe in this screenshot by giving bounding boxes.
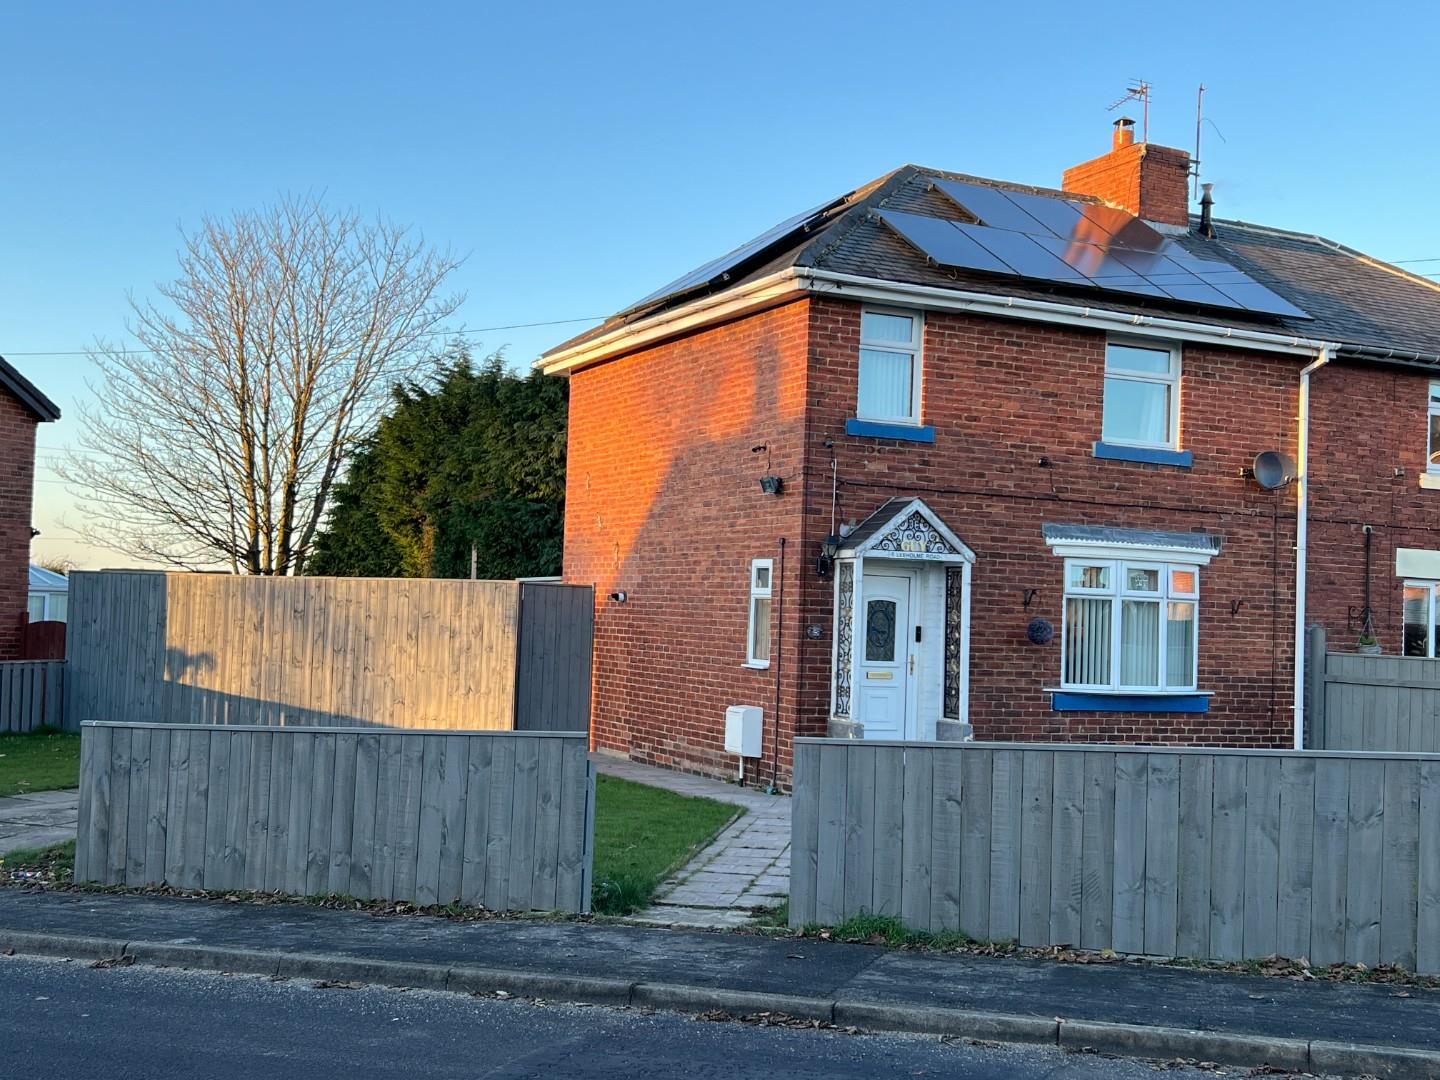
[1293,346,1335,749]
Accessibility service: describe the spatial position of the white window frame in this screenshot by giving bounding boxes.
[1403,579,1439,657]
[745,558,774,669]
[1427,383,1440,474]
[1102,337,1182,450]
[856,307,924,425]
[1060,557,1200,692]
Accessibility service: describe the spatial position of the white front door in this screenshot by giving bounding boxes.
[858,573,915,740]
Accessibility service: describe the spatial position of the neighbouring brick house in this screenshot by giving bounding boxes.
[540,119,1440,786]
[0,357,60,660]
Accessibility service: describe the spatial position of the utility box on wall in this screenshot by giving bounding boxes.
[724,705,763,758]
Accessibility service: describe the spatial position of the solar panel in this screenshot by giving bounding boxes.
[884,182,1311,319]
[876,210,1014,275]
[624,196,846,312]
[957,224,1090,283]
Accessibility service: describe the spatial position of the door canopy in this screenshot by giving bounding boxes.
[836,497,974,563]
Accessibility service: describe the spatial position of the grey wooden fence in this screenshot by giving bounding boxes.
[66,572,591,733]
[515,583,593,732]
[75,722,594,913]
[1307,625,1440,751]
[0,661,67,732]
[790,738,1440,973]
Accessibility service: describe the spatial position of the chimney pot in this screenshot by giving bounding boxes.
[1062,120,1191,226]
[1197,182,1216,239]
[1113,117,1136,150]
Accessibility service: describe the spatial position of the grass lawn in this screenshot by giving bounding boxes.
[0,839,74,879]
[591,773,739,915]
[0,730,81,798]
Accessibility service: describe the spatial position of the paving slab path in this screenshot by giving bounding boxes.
[0,790,78,857]
[594,755,790,928]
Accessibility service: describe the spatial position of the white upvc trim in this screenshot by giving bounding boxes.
[1102,336,1182,451]
[857,306,924,425]
[535,270,809,375]
[1045,541,1217,566]
[746,558,774,668]
[800,270,1337,357]
[534,267,1344,376]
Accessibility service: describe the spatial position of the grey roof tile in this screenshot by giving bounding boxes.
[542,163,1440,364]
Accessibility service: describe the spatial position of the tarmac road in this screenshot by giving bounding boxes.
[0,953,1271,1079]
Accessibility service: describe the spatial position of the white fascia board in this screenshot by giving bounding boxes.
[1046,541,1216,566]
[534,271,808,375]
[535,267,1342,375]
[798,270,1340,358]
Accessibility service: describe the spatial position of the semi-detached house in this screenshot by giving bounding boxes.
[539,120,1440,786]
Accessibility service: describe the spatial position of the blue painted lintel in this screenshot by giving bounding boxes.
[1093,441,1193,468]
[1052,691,1210,713]
[846,418,935,443]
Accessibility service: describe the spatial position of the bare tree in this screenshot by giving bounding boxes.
[63,196,464,574]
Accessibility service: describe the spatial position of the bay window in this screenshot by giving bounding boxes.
[1062,559,1199,691]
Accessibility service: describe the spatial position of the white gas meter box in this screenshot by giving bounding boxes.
[724,705,763,758]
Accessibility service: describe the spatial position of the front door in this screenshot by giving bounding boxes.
[858,573,914,740]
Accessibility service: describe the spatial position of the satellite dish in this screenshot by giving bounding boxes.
[1253,450,1298,490]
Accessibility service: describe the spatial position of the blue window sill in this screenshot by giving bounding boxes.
[1093,441,1192,468]
[846,418,935,443]
[1051,691,1210,713]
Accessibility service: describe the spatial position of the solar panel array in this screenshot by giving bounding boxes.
[875,179,1309,319]
[625,196,846,313]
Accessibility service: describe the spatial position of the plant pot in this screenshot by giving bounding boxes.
[1358,643,1382,655]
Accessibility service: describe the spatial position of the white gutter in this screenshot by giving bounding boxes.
[1292,345,1335,749]
[537,267,1337,375]
[797,269,1334,357]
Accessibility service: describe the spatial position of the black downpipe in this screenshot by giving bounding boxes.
[770,537,785,794]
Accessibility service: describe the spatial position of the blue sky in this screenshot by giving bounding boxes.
[6,0,1439,567]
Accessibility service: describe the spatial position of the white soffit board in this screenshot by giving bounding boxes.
[1396,547,1440,579]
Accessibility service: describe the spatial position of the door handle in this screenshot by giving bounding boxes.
[908,654,915,675]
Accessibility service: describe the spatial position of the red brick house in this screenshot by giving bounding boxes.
[540,121,1440,786]
[0,357,61,660]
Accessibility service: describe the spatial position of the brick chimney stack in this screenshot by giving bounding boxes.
[1063,118,1191,227]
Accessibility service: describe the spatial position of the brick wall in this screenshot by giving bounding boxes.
[1062,142,1192,227]
[563,301,813,782]
[1307,362,1440,650]
[799,299,1302,750]
[562,293,1329,784]
[0,388,40,660]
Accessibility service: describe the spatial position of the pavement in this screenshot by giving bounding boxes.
[595,755,790,928]
[0,954,1228,1080]
[0,888,1437,1077]
[0,789,78,857]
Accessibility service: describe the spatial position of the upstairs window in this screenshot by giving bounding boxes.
[1062,559,1199,691]
[1428,383,1440,473]
[857,309,922,425]
[746,559,774,667]
[1102,340,1180,449]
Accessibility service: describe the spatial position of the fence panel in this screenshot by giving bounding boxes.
[66,572,591,732]
[0,660,67,732]
[75,722,594,913]
[514,583,593,733]
[1310,626,1440,751]
[790,738,1440,974]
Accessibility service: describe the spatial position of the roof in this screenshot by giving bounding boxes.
[0,356,61,421]
[28,565,68,591]
[1041,523,1224,557]
[838,496,975,562]
[541,163,1440,366]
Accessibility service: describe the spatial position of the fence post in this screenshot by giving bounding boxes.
[1306,624,1327,749]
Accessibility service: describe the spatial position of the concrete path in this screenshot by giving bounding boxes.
[594,756,790,928]
[0,790,78,857]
